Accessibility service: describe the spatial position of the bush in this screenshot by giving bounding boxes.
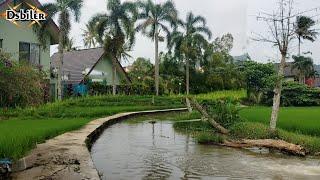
[203,98,242,128]
[262,82,320,106]
[0,50,47,108]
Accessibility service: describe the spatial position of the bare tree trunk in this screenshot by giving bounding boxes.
[299,74,304,84]
[298,36,301,56]
[186,59,190,95]
[154,28,160,96]
[57,32,64,101]
[270,54,286,132]
[112,57,116,96]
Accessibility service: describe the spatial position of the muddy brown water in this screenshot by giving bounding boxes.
[91,121,320,180]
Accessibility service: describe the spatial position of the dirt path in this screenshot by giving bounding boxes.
[12,108,187,180]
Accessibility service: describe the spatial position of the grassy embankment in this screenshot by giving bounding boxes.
[0,95,184,160]
[139,106,320,154]
[236,106,320,153]
[172,91,320,154]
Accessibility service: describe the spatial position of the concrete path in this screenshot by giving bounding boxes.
[12,108,187,180]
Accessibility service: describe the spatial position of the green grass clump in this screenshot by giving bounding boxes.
[195,132,224,144]
[230,122,271,139]
[230,122,320,154]
[0,95,184,160]
[196,90,246,101]
[240,106,320,136]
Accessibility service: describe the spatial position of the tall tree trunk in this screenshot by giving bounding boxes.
[186,58,190,95]
[57,32,64,101]
[112,57,117,96]
[270,54,286,132]
[298,36,301,56]
[299,74,304,84]
[154,29,159,96]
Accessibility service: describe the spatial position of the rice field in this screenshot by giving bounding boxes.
[0,95,184,160]
[239,106,320,137]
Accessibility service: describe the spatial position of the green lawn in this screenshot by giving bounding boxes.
[240,106,320,136]
[0,95,184,160]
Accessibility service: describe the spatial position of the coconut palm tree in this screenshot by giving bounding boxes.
[82,22,99,48]
[169,12,212,95]
[39,0,83,100]
[64,38,78,51]
[136,0,178,96]
[89,0,137,95]
[295,16,318,55]
[292,55,315,83]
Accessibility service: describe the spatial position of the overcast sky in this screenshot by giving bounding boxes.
[40,0,320,65]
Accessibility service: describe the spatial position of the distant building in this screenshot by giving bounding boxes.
[275,62,320,87]
[233,53,251,65]
[51,48,131,97]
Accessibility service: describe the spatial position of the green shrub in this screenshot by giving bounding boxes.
[0,50,47,108]
[262,82,320,106]
[203,98,242,128]
[241,61,276,104]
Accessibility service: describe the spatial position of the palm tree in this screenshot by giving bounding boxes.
[295,16,318,55]
[89,0,137,95]
[64,38,77,51]
[136,0,178,96]
[82,22,98,48]
[40,0,83,100]
[169,12,212,95]
[292,55,315,83]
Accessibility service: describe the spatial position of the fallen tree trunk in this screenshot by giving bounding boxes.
[223,139,306,156]
[185,97,193,113]
[188,97,229,134]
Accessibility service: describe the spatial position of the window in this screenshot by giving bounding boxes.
[0,39,3,49]
[19,42,40,65]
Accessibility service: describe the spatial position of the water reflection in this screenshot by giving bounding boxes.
[91,121,320,180]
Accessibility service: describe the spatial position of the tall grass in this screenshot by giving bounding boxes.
[0,118,91,159]
[196,90,246,101]
[230,122,320,154]
[240,106,320,136]
[0,95,184,160]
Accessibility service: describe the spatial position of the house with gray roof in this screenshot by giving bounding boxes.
[275,62,320,87]
[50,48,131,97]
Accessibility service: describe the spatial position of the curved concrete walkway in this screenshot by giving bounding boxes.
[12,108,187,180]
